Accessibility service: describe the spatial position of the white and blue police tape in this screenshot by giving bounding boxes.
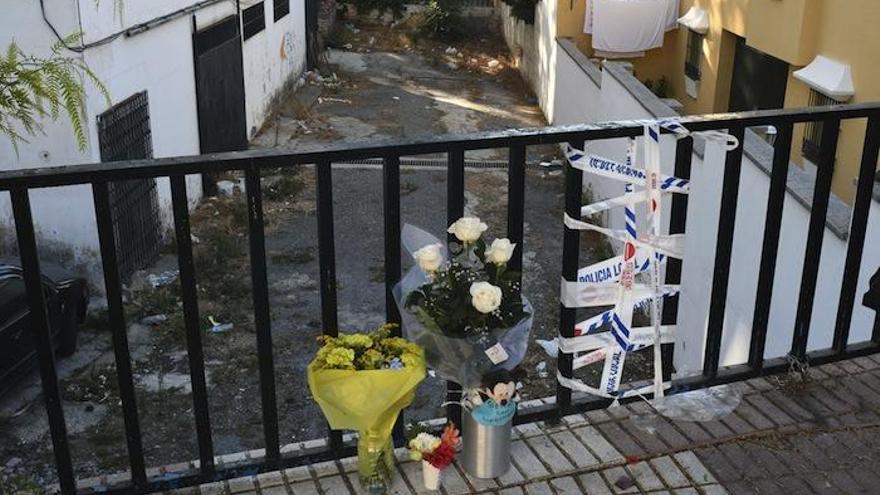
[644,122,666,399]
[563,145,691,194]
[563,213,685,259]
[577,249,666,285]
[556,371,672,400]
[561,325,675,356]
[560,281,679,308]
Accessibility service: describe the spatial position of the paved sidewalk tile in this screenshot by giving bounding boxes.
[549,476,581,494]
[510,439,550,478]
[673,451,716,485]
[649,456,689,488]
[550,430,599,468]
[579,472,613,495]
[176,357,880,495]
[627,461,664,491]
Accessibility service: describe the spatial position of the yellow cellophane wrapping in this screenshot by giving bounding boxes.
[307,353,426,493]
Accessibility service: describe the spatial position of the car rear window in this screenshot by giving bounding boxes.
[0,277,27,322]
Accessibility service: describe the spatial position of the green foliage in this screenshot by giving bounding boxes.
[0,473,43,495]
[0,33,109,154]
[405,239,529,338]
[417,0,463,39]
[503,0,538,24]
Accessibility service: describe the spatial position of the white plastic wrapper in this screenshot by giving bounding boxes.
[393,224,534,388]
[653,385,742,422]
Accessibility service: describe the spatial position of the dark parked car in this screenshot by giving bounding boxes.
[0,259,89,396]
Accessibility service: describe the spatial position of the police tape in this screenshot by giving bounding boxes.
[556,119,739,399]
[577,249,665,285]
[564,213,685,259]
[645,122,665,398]
[563,145,691,194]
[556,370,672,399]
[562,325,676,356]
[560,280,679,308]
[580,191,648,216]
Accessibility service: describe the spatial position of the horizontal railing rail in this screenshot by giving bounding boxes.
[1,103,879,495]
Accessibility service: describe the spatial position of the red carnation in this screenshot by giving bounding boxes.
[423,442,456,469]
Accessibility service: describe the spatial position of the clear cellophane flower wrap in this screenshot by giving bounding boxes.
[393,224,533,389]
[307,352,426,494]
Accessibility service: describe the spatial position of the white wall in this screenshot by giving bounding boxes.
[241,0,308,137]
[674,143,880,375]
[500,0,557,122]
[1,0,307,284]
[0,0,101,269]
[550,51,880,376]
[552,40,601,126]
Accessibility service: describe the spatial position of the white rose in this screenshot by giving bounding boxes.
[470,281,502,314]
[413,243,444,272]
[447,216,488,243]
[485,238,516,265]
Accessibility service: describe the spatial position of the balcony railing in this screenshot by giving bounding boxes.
[1,103,879,495]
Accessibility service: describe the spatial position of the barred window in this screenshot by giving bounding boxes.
[802,89,836,163]
[242,2,266,40]
[274,0,290,21]
[685,29,703,81]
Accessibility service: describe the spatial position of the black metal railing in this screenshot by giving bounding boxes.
[2,103,880,494]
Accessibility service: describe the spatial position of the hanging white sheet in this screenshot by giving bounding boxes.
[586,0,680,53]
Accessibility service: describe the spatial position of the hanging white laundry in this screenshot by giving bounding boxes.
[663,0,680,31]
[584,0,595,34]
[586,0,680,53]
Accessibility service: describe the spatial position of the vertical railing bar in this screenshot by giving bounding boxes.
[506,144,526,273]
[315,159,343,452]
[556,138,585,414]
[382,154,405,444]
[833,115,880,353]
[703,125,746,379]
[791,118,841,360]
[748,123,794,371]
[244,164,281,464]
[10,189,76,495]
[169,174,215,474]
[660,136,693,379]
[92,181,148,485]
[383,155,402,326]
[446,148,465,427]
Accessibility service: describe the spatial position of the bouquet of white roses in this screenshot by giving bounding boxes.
[393,217,533,389]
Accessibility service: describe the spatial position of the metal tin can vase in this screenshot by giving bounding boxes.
[461,407,514,478]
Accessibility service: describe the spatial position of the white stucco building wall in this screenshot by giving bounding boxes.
[500,0,558,122]
[1,0,307,282]
[549,45,880,378]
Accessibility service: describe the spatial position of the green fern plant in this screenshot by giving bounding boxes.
[0,33,110,154]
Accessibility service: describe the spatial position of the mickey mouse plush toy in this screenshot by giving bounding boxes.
[472,368,526,408]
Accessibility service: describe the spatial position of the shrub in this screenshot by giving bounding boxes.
[417,0,464,39]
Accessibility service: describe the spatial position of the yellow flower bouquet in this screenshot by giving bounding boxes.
[307,324,426,494]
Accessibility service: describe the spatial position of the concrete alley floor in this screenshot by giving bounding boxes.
[251,27,552,161]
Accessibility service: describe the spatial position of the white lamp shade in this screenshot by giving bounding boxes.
[677,6,709,34]
[793,55,855,101]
